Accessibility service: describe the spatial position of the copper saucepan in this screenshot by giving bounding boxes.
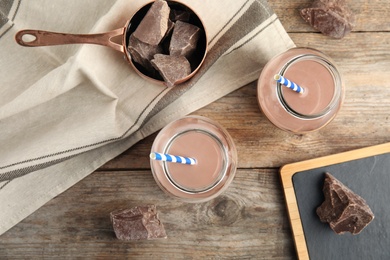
[15,1,208,86]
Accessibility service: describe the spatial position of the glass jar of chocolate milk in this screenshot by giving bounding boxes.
[257,48,344,133]
[150,116,237,203]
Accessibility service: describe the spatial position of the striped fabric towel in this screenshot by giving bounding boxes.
[0,0,294,235]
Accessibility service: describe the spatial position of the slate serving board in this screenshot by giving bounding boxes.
[280,143,390,260]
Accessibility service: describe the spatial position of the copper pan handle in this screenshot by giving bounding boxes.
[15,28,125,53]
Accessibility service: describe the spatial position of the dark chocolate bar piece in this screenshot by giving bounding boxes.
[169,9,191,22]
[128,34,162,73]
[132,0,170,45]
[151,54,191,87]
[110,205,167,241]
[300,0,355,39]
[169,20,201,58]
[162,19,175,42]
[316,172,374,235]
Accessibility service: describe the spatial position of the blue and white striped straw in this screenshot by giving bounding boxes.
[150,152,197,165]
[274,74,304,94]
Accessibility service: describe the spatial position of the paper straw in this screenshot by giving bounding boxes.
[150,152,196,165]
[274,74,304,94]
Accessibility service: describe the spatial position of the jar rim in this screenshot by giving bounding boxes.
[150,115,238,202]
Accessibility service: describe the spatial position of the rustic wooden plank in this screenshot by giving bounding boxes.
[0,169,295,259]
[269,0,390,33]
[101,32,390,170]
[2,2,388,260]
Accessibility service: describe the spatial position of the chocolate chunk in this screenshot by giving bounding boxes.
[169,21,201,58]
[169,9,191,22]
[132,0,170,45]
[316,173,374,235]
[151,54,191,87]
[110,205,167,241]
[128,34,162,73]
[163,19,175,41]
[300,0,355,39]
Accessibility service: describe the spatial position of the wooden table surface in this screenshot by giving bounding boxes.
[2,1,390,259]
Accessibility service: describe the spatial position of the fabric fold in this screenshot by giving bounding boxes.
[0,0,295,235]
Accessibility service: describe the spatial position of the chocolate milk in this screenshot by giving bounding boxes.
[165,130,224,191]
[257,48,344,133]
[150,116,237,203]
[282,59,335,116]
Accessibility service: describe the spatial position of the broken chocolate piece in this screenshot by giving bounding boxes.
[169,20,201,58]
[151,54,191,87]
[128,34,162,73]
[316,172,374,235]
[300,0,355,39]
[169,9,191,22]
[163,19,175,42]
[110,205,167,241]
[126,0,206,84]
[132,0,170,45]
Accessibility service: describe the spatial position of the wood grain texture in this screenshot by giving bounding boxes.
[269,0,390,32]
[103,32,390,170]
[0,169,295,259]
[2,0,390,259]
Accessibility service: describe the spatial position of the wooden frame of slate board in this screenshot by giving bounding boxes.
[280,142,390,260]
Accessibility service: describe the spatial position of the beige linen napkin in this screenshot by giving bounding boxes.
[0,0,295,235]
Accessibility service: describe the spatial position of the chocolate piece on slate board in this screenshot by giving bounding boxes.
[316,172,374,235]
[300,0,355,39]
[132,0,170,45]
[151,54,191,87]
[169,20,201,58]
[169,9,191,22]
[110,205,167,241]
[128,34,162,73]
